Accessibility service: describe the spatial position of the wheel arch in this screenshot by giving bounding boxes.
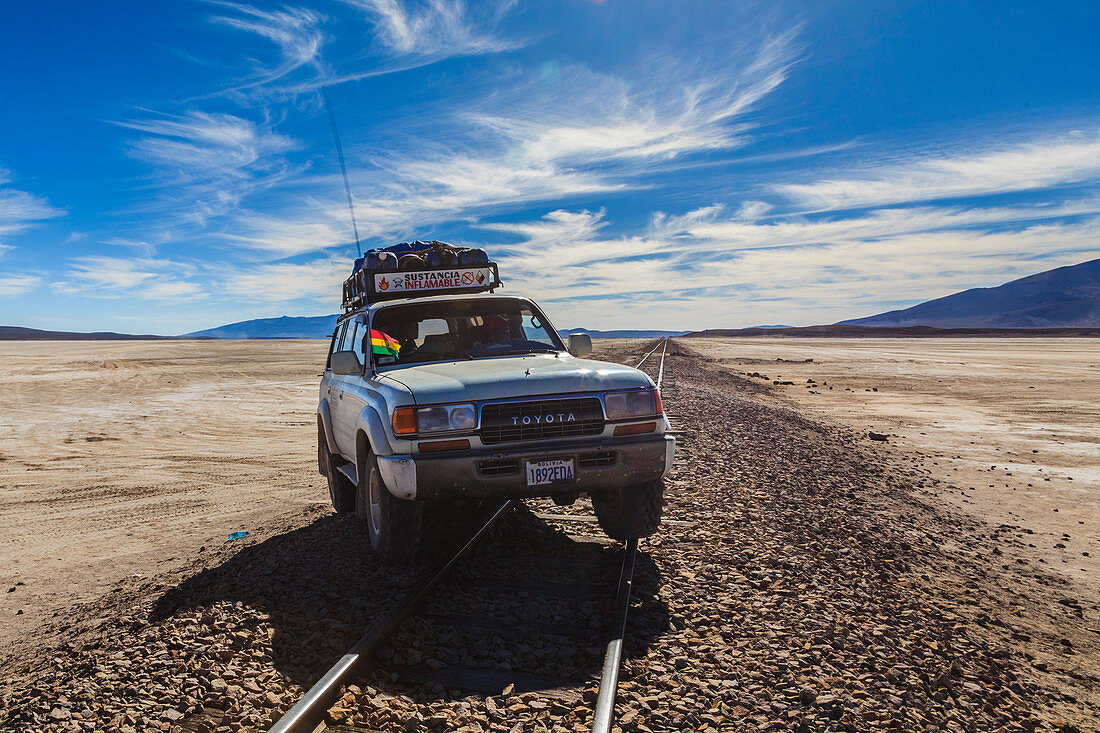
[354,404,394,460]
[355,403,392,487]
[355,429,371,489]
[317,399,338,455]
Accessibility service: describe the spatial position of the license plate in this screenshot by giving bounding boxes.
[525,458,575,486]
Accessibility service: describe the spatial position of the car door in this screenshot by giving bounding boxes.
[321,321,346,454]
[321,319,343,413]
[336,318,372,454]
[330,319,360,457]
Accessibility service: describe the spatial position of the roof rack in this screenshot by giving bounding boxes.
[342,240,502,311]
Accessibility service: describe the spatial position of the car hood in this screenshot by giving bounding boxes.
[379,354,651,403]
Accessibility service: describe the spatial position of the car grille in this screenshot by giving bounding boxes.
[480,397,605,445]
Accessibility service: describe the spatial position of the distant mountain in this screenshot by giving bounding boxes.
[183,315,338,339]
[686,325,1100,338]
[0,325,166,341]
[840,258,1100,328]
[557,327,689,339]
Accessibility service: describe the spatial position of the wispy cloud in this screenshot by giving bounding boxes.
[490,199,1100,277]
[101,234,177,257]
[659,198,1100,253]
[57,256,206,300]
[212,32,801,256]
[0,167,56,300]
[205,0,521,98]
[111,9,799,273]
[62,256,157,291]
[141,280,206,300]
[115,1,523,258]
[217,151,608,256]
[468,33,798,170]
[479,129,1100,329]
[0,274,42,298]
[61,254,349,307]
[486,194,1100,329]
[0,167,63,243]
[346,0,520,57]
[360,32,798,222]
[221,256,349,302]
[113,111,297,230]
[778,130,1100,211]
[118,111,296,180]
[218,207,354,257]
[206,1,327,93]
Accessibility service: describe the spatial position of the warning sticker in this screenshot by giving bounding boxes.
[375,268,493,294]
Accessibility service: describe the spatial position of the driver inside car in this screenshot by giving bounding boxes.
[468,313,516,348]
[388,321,419,358]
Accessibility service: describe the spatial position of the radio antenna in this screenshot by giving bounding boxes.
[322,87,362,258]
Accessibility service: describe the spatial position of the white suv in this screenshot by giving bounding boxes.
[317,292,674,561]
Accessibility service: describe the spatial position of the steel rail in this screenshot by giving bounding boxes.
[633,338,665,370]
[268,500,514,733]
[655,339,674,431]
[591,338,668,733]
[655,338,668,390]
[590,538,639,733]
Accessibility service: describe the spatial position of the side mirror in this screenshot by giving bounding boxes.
[330,350,363,375]
[567,333,593,358]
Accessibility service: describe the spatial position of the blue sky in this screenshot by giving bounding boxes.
[1,0,1098,334]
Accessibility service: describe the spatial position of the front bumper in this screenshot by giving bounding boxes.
[376,433,675,501]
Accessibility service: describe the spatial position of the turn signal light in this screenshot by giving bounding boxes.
[613,422,657,436]
[654,389,663,414]
[418,439,471,452]
[392,407,417,435]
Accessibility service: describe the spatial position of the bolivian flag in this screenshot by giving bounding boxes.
[370,329,401,357]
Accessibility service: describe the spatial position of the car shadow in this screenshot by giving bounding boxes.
[150,502,670,699]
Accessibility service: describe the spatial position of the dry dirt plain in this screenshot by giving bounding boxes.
[1,338,1098,733]
[0,340,330,661]
[688,337,1100,594]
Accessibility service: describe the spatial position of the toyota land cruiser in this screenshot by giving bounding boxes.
[317,242,674,561]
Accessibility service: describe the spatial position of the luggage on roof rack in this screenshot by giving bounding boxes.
[342,240,502,311]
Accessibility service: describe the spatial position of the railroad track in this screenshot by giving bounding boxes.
[268,339,669,733]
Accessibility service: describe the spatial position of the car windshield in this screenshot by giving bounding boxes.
[369,298,564,367]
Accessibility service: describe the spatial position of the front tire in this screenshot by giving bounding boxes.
[357,452,422,562]
[320,423,355,514]
[592,479,664,541]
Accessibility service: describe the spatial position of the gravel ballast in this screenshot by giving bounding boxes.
[2,341,1097,732]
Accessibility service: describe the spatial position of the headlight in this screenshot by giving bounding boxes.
[392,403,478,436]
[604,388,662,421]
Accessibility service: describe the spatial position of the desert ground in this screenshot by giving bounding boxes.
[1,338,1098,732]
[0,340,329,660]
[688,337,1100,593]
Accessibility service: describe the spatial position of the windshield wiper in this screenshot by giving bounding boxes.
[481,347,561,357]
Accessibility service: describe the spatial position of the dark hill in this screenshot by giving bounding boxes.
[183,315,339,339]
[686,325,1100,338]
[839,258,1100,328]
[0,326,166,340]
[557,327,689,339]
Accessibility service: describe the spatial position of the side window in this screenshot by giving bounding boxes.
[351,320,367,365]
[327,322,347,369]
[338,321,355,352]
